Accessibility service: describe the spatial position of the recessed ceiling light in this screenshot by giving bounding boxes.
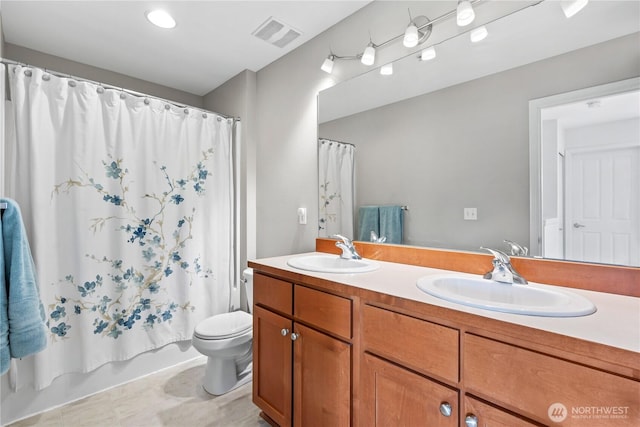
[146,10,176,29]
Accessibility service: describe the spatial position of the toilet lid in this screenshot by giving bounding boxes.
[194,311,252,339]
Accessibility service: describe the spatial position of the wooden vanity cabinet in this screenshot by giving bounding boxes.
[463,333,640,426]
[251,264,639,427]
[361,352,459,426]
[462,396,538,427]
[360,304,460,426]
[252,273,352,427]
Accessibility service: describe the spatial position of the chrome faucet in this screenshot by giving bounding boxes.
[503,239,528,256]
[332,234,362,260]
[370,230,387,243]
[481,247,527,285]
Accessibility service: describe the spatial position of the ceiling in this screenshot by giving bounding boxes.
[0,1,370,96]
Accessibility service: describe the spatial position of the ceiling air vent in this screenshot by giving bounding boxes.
[252,17,301,48]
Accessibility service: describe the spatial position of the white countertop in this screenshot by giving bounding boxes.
[251,252,640,353]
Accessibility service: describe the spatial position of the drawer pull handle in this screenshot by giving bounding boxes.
[465,414,478,427]
[290,332,300,341]
[439,402,452,417]
[280,328,290,337]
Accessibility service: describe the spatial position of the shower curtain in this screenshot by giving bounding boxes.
[4,65,235,389]
[318,139,354,238]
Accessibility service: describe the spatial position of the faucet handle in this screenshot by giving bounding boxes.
[504,239,528,256]
[480,247,510,264]
[331,234,351,245]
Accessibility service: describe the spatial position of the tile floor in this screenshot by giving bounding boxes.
[8,358,267,427]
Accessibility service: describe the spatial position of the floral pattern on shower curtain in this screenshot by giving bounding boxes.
[5,65,235,389]
[318,139,355,238]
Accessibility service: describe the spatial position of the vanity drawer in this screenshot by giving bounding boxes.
[254,273,293,315]
[464,333,640,426]
[294,285,351,340]
[362,304,459,383]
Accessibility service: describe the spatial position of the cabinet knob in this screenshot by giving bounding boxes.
[439,402,452,417]
[465,414,478,427]
[290,332,300,341]
[280,328,290,337]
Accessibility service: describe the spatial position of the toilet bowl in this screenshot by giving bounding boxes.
[192,268,254,395]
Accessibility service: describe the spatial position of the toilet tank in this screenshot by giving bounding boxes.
[243,268,254,313]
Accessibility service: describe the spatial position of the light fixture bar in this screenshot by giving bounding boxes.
[323,0,547,73]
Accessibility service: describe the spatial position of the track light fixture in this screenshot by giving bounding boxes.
[420,46,436,61]
[403,13,433,49]
[321,0,570,75]
[361,42,376,66]
[470,26,488,43]
[403,23,419,48]
[561,0,589,18]
[321,54,335,74]
[456,0,476,26]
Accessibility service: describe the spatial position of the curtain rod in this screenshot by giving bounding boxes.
[1,58,240,122]
[319,138,356,148]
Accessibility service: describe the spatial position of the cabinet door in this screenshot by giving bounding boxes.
[464,334,640,426]
[293,322,351,427]
[253,306,292,427]
[464,396,538,427]
[361,353,458,427]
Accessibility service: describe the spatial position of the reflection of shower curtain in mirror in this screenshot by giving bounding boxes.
[318,139,354,238]
[5,65,235,390]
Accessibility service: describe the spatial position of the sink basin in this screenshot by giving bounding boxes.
[416,274,596,317]
[287,254,379,274]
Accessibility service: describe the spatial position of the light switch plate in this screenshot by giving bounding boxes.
[297,207,307,224]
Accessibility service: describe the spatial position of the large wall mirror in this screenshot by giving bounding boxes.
[318,0,640,267]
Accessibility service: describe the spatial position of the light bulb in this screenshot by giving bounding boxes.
[470,26,488,43]
[561,0,589,18]
[421,46,436,61]
[456,0,475,27]
[361,44,376,66]
[380,63,393,75]
[403,24,419,48]
[146,10,176,29]
[321,55,334,74]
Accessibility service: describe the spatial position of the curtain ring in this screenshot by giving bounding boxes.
[144,98,150,105]
[202,113,207,119]
[165,104,171,110]
[24,69,32,77]
[120,92,126,99]
[183,108,189,114]
[96,86,105,94]
[42,74,51,81]
[68,80,77,87]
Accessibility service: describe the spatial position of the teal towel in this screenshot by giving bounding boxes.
[358,206,379,241]
[0,198,47,375]
[379,206,404,244]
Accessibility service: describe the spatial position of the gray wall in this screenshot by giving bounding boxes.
[318,34,640,252]
[254,1,429,257]
[4,44,202,107]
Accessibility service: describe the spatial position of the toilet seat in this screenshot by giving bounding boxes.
[194,311,252,340]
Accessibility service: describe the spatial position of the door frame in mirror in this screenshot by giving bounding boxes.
[528,77,640,260]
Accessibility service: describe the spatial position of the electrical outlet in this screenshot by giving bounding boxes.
[464,207,477,220]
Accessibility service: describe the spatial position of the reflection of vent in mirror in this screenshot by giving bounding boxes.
[252,17,301,48]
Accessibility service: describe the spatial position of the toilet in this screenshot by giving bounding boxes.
[192,268,254,395]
